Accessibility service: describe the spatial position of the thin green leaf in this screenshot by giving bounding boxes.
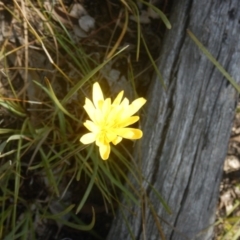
[40,148,59,196]
[75,157,98,214]
[0,100,26,117]
[139,0,171,29]
[187,29,240,93]
[98,158,139,206]
[43,204,75,219]
[7,135,31,142]
[62,45,129,104]
[12,118,29,236]
[146,180,172,214]
[0,128,17,134]
[33,79,79,122]
[44,208,95,231]
[141,33,166,89]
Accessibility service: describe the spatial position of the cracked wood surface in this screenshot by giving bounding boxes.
[107,0,240,239]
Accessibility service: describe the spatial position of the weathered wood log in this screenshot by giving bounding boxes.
[107,0,240,239]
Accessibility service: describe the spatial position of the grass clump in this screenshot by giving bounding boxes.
[0,0,171,239]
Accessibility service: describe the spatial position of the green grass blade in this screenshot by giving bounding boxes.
[141,33,166,89]
[40,148,59,196]
[43,204,75,219]
[33,79,79,122]
[75,157,98,214]
[187,29,240,93]
[62,45,129,104]
[146,180,171,214]
[0,128,17,134]
[44,206,95,231]
[12,118,29,238]
[139,0,171,29]
[98,158,139,206]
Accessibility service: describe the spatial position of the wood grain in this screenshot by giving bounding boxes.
[107,0,240,239]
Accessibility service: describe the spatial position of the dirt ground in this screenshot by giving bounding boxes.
[214,104,240,239]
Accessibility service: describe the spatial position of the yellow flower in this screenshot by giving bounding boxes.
[80,82,146,160]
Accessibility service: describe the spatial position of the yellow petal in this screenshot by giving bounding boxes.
[118,116,139,128]
[95,132,107,147]
[106,105,122,124]
[99,142,111,160]
[112,136,122,145]
[106,132,117,142]
[114,128,143,139]
[101,98,111,116]
[124,98,146,118]
[93,82,104,108]
[113,91,124,105]
[80,133,96,144]
[120,97,129,108]
[83,120,99,132]
[129,98,146,115]
[96,99,104,110]
[84,98,96,121]
[94,108,104,124]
